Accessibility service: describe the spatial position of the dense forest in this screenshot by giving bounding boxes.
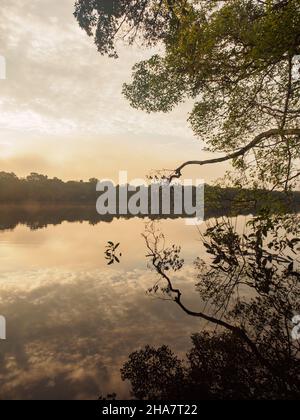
[1,172,300,213]
[0,172,99,203]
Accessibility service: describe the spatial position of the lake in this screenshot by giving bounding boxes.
[0,206,249,400]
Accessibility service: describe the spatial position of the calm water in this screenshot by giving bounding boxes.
[0,208,248,400]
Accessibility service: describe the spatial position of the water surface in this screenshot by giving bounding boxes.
[0,209,226,399]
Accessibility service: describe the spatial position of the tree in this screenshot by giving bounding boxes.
[121,345,185,400]
[121,329,300,400]
[74,0,300,190]
[74,0,178,58]
[142,217,300,393]
[74,1,300,398]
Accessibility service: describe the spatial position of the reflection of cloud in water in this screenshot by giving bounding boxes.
[0,267,204,399]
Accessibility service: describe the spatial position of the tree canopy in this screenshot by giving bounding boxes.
[73,2,300,398]
[74,0,300,190]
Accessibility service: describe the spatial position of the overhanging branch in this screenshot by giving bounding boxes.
[169,128,300,182]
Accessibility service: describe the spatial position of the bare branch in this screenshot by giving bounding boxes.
[169,128,300,182]
[143,223,278,376]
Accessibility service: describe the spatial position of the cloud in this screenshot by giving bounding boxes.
[0,0,193,138]
[0,266,204,399]
[0,0,228,182]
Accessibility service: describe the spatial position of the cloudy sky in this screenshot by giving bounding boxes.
[0,0,227,182]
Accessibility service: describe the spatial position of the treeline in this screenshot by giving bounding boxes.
[0,172,300,213]
[0,172,99,203]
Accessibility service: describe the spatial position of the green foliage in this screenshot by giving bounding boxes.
[75,0,300,190]
[122,55,187,112]
[74,0,176,58]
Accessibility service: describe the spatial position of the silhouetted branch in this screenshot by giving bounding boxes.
[168,128,300,183]
[142,224,275,376]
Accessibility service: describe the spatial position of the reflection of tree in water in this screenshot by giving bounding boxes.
[121,330,298,400]
[140,215,300,399]
[71,0,300,400]
[109,214,300,400]
[105,241,122,265]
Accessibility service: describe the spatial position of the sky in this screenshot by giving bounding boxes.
[0,0,227,183]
